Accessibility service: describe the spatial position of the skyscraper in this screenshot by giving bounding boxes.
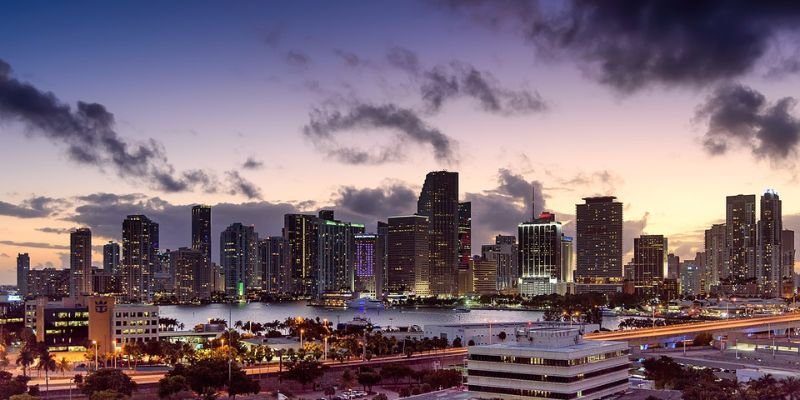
[316,211,364,298]
[171,247,204,303]
[782,230,795,290]
[632,235,667,285]
[122,215,159,302]
[518,212,564,295]
[726,194,756,282]
[220,223,259,299]
[70,228,92,296]
[417,171,459,296]
[458,202,472,271]
[575,196,623,282]
[103,241,120,275]
[666,253,680,280]
[387,215,429,295]
[284,214,319,296]
[494,235,518,294]
[376,221,389,296]
[259,236,290,295]
[191,205,212,300]
[758,190,782,296]
[704,223,726,286]
[17,253,29,297]
[354,234,378,295]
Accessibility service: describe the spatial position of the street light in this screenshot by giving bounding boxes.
[92,341,98,370]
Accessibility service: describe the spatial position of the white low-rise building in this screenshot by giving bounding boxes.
[467,327,629,400]
[113,304,159,346]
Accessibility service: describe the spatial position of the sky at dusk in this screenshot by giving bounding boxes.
[3,1,800,283]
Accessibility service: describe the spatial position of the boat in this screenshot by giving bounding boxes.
[347,297,385,310]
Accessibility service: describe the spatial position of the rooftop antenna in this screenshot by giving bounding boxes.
[531,183,536,221]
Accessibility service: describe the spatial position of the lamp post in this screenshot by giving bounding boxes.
[92,341,98,371]
[300,329,305,349]
[324,336,329,360]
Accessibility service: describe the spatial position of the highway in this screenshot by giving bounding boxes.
[586,313,800,341]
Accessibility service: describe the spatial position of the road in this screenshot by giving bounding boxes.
[586,313,800,341]
[28,347,469,392]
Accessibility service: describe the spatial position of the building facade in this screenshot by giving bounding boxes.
[726,194,756,283]
[70,228,93,296]
[172,247,205,303]
[191,205,212,298]
[518,212,564,296]
[103,242,120,275]
[705,223,726,286]
[122,215,159,302]
[387,215,429,295]
[284,214,319,296]
[417,171,459,296]
[16,253,29,297]
[259,236,291,294]
[575,197,623,282]
[220,223,259,299]
[632,235,667,285]
[458,201,472,271]
[758,190,782,296]
[354,234,378,295]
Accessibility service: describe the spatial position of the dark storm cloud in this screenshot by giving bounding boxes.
[225,171,262,200]
[0,59,260,197]
[0,240,69,250]
[386,47,421,75]
[242,157,264,170]
[0,196,65,218]
[36,227,75,235]
[443,1,800,92]
[334,184,417,220]
[286,51,311,68]
[696,84,800,161]
[421,62,546,114]
[622,212,650,258]
[465,168,547,244]
[302,103,456,165]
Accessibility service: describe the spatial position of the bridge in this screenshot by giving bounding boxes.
[585,313,800,350]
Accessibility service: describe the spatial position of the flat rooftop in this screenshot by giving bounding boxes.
[472,338,625,353]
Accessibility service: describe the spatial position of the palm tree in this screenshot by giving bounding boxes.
[57,357,71,376]
[782,377,800,400]
[16,348,35,377]
[36,349,57,398]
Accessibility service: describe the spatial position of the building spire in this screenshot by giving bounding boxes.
[531,183,536,222]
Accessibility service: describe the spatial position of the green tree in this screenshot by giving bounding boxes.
[693,332,713,347]
[341,368,356,388]
[35,348,56,395]
[16,348,35,377]
[80,369,137,397]
[0,371,30,399]
[226,369,260,399]
[90,390,128,400]
[324,386,336,400]
[451,337,462,348]
[282,359,327,389]
[158,375,190,399]
[380,364,412,384]
[357,371,381,392]
[9,394,39,400]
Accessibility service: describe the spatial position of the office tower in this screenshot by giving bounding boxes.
[782,230,795,289]
[666,253,680,280]
[284,214,319,296]
[575,196,623,282]
[632,235,667,285]
[694,251,708,294]
[561,236,574,283]
[493,235,518,293]
[316,213,364,298]
[726,195,756,283]
[375,221,389,296]
[417,171,459,296]
[387,215,429,295]
[191,205,212,260]
[259,236,290,294]
[122,215,159,302]
[172,247,204,303]
[17,253,29,297]
[220,223,259,299]
[518,212,564,296]
[472,256,497,295]
[680,259,701,296]
[458,202,472,271]
[103,242,120,275]
[354,234,378,295]
[70,228,93,296]
[704,223,726,286]
[758,190,782,296]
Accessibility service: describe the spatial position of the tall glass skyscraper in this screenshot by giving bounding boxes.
[417,171,459,296]
[70,228,93,296]
[575,196,623,282]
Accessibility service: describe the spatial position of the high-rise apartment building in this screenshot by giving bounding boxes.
[494,235,518,294]
[103,242,120,275]
[220,223,259,299]
[191,205,212,296]
[376,221,389,296]
[354,234,378,295]
[666,253,680,280]
[726,195,756,282]
[284,214,319,296]
[758,190,782,295]
[316,211,364,298]
[575,197,623,282]
[782,230,795,291]
[387,215,429,295]
[417,171,459,296]
[632,235,667,285]
[122,215,159,302]
[518,212,564,296]
[17,253,29,297]
[70,228,93,296]
[458,202,472,271]
[704,223,726,286]
[259,236,290,294]
[171,247,204,303]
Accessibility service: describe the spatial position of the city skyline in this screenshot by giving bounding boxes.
[4,2,800,283]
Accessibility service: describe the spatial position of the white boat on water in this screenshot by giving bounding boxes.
[347,297,385,310]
